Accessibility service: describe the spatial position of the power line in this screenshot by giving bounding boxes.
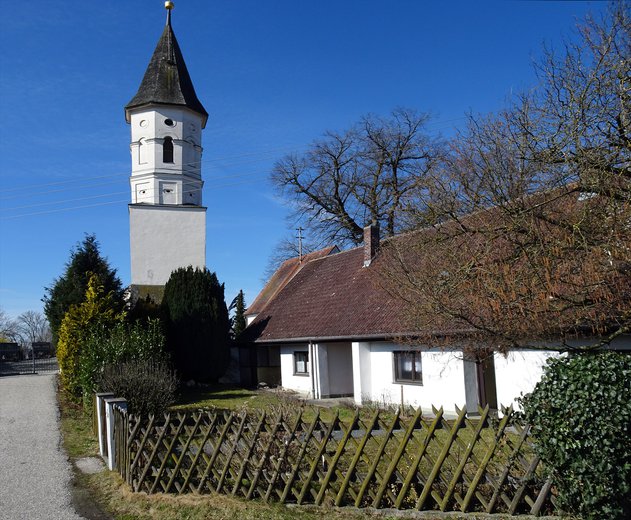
[0,199,128,220]
[0,173,279,220]
[0,165,280,213]
[0,115,466,197]
[0,115,469,219]
[0,143,309,197]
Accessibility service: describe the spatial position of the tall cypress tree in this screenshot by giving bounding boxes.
[162,267,230,382]
[232,290,246,340]
[43,234,124,345]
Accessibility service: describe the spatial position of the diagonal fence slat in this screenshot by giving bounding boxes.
[486,422,532,513]
[264,411,304,503]
[459,405,513,512]
[164,412,203,493]
[372,407,423,508]
[245,412,284,500]
[280,411,321,503]
[439,406,489,511]
[355,409,401,507]
[179,411,218,493]
[197,412,235,493]
[216,412,248,493]
[394,407,443,508]
[297,411,339,505]
[417,405,468,510]
[314,410,359,506]
[231,411,267,496]
[149,413,187,494]
[136,413,172,492]
[110,402,556,516]
[334,410,380,507]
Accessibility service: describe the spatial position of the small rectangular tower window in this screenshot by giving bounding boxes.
[135,182,151,203]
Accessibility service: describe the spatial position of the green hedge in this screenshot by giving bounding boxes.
[520,350,631,520]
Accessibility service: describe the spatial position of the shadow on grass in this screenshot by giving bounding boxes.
[174,384,257,407]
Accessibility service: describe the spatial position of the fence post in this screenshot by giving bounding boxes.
[104,397,127,471]
[96,393,115,458]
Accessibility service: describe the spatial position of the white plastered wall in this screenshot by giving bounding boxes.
[352,341,466,411]
[129,106,203,178]
[280,343,354,398]
[280,344,312,395]
[129,204,206,286]
[493,350,559,409]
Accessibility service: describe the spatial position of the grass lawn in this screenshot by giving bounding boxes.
[172,384,359,422]
[172,385,280,411]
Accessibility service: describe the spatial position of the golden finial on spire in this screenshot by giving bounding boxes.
[165,1,174,26]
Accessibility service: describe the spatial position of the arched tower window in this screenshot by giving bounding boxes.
[163,136,174,163]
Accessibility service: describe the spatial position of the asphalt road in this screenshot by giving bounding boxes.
[0,374,84,520]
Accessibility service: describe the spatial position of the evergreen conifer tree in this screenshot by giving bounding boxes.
[232,290,246,340]
[43,234,124,344]
[162,267,230,382]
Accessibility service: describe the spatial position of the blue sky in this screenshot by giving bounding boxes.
[0,0,609,318]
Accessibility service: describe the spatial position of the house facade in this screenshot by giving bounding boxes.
[245,225,558,412]
[245,224,629,413]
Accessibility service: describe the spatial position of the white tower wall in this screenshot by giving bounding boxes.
[129,205,206,286]
[127,9,208,290]
[128,105,207,287]
[129,106,204,206]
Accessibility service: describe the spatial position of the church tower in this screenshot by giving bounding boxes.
[127,2,207,292]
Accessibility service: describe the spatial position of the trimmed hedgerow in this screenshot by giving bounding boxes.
[519,350,631,520]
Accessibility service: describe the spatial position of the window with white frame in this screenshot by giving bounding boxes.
[393,351,422,384]
[294,351,309,376]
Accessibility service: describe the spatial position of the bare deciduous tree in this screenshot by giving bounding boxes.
[16,311,52,345]
[271,108,443,249]
[0,307,19,342]
[378,6,630,352]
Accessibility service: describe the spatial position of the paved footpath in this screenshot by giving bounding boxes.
[0,374,84,520]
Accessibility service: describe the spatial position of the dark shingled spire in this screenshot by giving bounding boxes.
[125,10,208,127]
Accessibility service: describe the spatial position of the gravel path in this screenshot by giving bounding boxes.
[0,374,84,520]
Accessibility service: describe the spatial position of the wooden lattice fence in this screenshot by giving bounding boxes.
[111,405,555,515]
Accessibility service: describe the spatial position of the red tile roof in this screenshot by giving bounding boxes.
[245,246,410,343]
[245,186,628,344]
[246,246,338,317]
